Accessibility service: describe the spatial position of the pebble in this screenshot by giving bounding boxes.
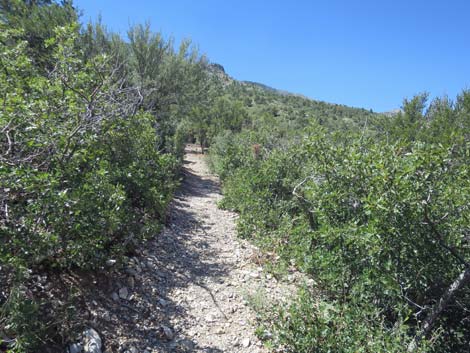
[178,339,195,351]
[158,298,169,307]
[127,276,135,289]
[82,328,102,353]
[105,259,116,267]
[125,268,138,277]
[111,292,119,302]
[118,287,129,300]
[157,325,174,341]
[68,342,83,353]
[242,338,251,348]
[101,311,111,322]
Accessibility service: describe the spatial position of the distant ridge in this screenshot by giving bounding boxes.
[382,109,402,117]
[207,62,385,113]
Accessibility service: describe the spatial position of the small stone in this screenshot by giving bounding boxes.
[306,278,316,286]
[155,271,166,279]
[118,287,129,300]
[126,347,138,353]
[101,311,111,322]
[105,259,116,267]
[163,325,174,340]
[127,276,135,289]
[125,268,138,277]
[111,292,119,302]
[82,328,102,353]
[158,298,169,307]
[178,339,195,351]
[68,342,83,353]
[157,325,174,341]
[242,338,251,348]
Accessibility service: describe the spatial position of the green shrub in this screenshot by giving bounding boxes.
[0,24,181,350]
[264,289,430,353]
[211,115,470,351]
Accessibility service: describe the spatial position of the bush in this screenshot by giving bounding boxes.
[0,25,180,350]
[211,115,470,351]
[263,289,430,353]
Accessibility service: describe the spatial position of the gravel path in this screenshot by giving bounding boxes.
[80,145,299,353]
[149,146,274,352]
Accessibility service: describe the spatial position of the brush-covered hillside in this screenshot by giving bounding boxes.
[1,1,470,353]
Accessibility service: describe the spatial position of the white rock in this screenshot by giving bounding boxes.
[242,338,251,348]
[118,287,129,300]
[68,342,83,353]
[105,259,116,267]
[82,328,102,353]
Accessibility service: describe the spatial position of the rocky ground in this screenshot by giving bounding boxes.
[66,145,303,353]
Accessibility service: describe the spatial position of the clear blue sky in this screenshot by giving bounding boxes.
[74,0,470,112]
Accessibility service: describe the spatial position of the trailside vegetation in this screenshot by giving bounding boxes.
[209,91,470,352]
[0,1,207,351]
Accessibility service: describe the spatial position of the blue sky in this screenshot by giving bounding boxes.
[74,0,470,112]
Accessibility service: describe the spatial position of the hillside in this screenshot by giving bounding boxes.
[208,62,379,133]
[1,2,470,353]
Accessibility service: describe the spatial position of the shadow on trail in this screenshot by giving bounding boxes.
[178,168,220,199]
[141,155,228,352]
[88,151,228,353]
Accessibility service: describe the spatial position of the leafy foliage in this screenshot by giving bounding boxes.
[0,2,208,349]
[210,93,470,352]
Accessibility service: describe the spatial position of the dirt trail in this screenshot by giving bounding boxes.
[148,145,278,352]
[88,145,297,353]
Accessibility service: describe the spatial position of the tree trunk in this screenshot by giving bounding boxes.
[408,266,470,351]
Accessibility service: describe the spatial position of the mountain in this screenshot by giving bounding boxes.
[382,109,402,117]
[206,63,378,133]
